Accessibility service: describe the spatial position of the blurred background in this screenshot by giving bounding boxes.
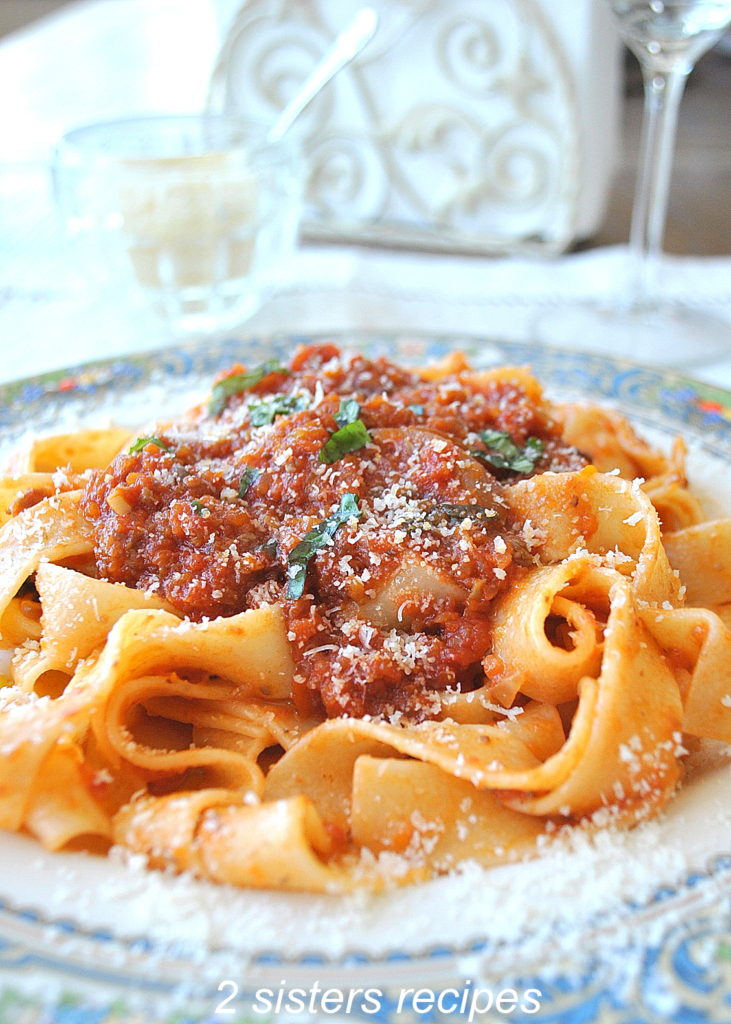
[1,0,728,253]
[1,0,730,382]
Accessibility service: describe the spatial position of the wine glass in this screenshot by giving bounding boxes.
[535,0,731,367]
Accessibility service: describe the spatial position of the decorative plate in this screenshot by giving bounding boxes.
[2,332,731,1024]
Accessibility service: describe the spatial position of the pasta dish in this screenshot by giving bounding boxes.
[0,343,729,892]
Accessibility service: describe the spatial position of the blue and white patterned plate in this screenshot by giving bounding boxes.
[2,332,731,1024]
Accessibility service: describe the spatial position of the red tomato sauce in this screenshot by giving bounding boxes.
[81,345,586,719]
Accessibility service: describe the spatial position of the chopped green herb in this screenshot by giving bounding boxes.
[190,499,211,518]
[517,437,546,471]
[129,435,172,454]
[473,430,545,474]
[261,537,279,558]
[408,403,425,416]
[319,419,371,464]
[319,402,371,464]
[248,392,309,427]
[335,398,361,429]
[426,503,498,524]
[208,360,290,417]
[238,466,261,497]
[287,493,361,599]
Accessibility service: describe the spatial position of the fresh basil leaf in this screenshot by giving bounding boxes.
[287,493,361,599]
[509,436,546,474]
[319,419,371,465]
[190,498,211,517]
[478,429,520,466]
[248,393,309,427]
[208,360,290,417]
[129,435,172,454]
[474,430,545,474]
[238,466,261,497]
[335,398,361,429]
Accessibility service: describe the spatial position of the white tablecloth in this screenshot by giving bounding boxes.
[2,238,731,389]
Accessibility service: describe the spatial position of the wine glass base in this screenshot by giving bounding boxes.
[533,301,731,369]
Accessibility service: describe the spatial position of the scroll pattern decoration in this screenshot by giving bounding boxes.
[208,0,581,253]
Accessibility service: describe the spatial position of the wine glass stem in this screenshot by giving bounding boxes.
[627,64,688,309]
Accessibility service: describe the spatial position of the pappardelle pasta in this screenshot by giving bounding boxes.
[0,343,730,892]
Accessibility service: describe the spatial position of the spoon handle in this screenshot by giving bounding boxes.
[267,7,379,144]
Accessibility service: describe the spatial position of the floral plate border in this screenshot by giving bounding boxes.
[2,331,731,1024]
[2,332,731,451]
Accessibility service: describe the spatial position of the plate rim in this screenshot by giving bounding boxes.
[5,329,731,467]
[2,331,731,1018]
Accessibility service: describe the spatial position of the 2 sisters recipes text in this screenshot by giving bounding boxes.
[0,343,729,891]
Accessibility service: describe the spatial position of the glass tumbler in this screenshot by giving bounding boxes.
[52,115,304,334]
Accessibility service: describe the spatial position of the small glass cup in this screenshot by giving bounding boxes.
[52,114,304,334]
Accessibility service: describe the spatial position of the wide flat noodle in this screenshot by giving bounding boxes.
[663,520,731,607]
[0,479,690,887]
[76,606,295,700]
[0,354,727,893]
[0,686,101,832]
[0,491,93,621]
[92,674,263,790]
[13,564,174,691]
[0,603,298,851]
[350,758,546,873]
[5,428,132,475]
[557,403,670,480]
[0,473,60,528]
[113,789,347,892]
[146,691,309,757]
[0,596,42,648]
[79,606,298,797]
[125,559,683,888]
[24,742,112,850]
[642,439,704,532]
[506,468,679,605]
[501,574,683,821]
[486,557,605,706]
[641,605,731,742]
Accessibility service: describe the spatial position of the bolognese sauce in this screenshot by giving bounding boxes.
[80,344,587,719]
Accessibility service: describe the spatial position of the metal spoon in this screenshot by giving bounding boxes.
[266,7,379,144]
